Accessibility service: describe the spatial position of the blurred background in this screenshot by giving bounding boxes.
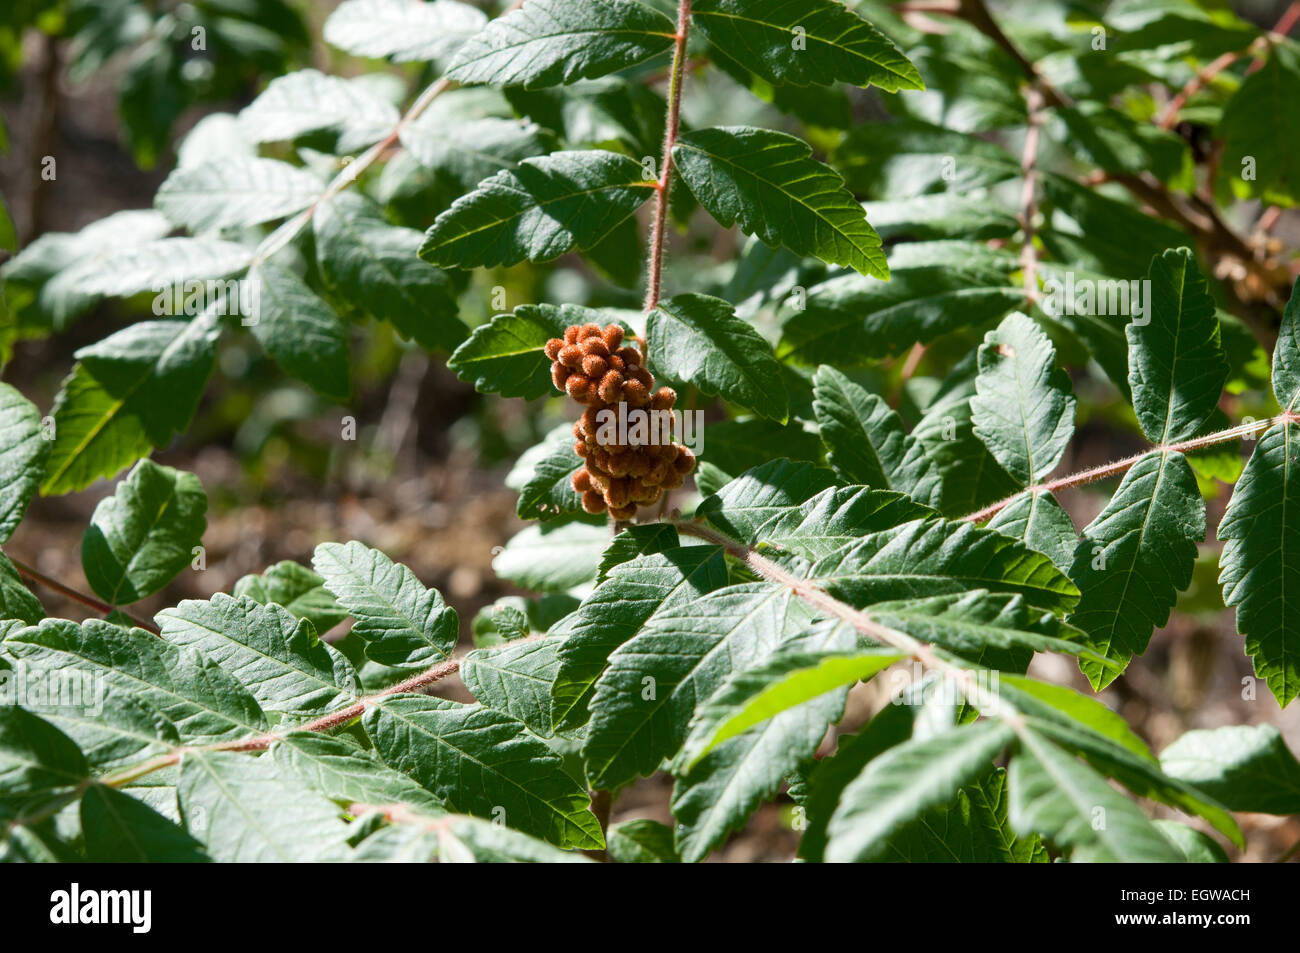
[1,0,1298,861]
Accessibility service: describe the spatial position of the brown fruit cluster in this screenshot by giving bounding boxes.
[544,322,695,521]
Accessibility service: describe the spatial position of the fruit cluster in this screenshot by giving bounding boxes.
[544,323,695,520]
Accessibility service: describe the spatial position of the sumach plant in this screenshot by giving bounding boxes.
[2,0,1300,863]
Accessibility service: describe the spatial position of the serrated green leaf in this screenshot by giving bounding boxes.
[0,707,88,820]
[156,158,323,234]
[972,312,1076,485]
[4,618,267,744]
[551,546,729,732]
[597,523,680,581]
[811,365,941,504]
[399,113,555,192]
[1128,249,1228,444]
[448,303,615,399]
[606,818,679,863]
[583,582,810,790]
[313,541,458,668]
[777,242,1023,365]
[514,425,584,521]
[81,459,206,605]
[447,0,675,90]
[0,551,43,625]
[419,150,656,268]
[72,238,254,299]
[247,262,350,401]
[833,118,1020,198]
[811,517,1080,615]
[1271,278,1300,408]
[691,0,922,92]
[81,784,211,862]
[0,384,49,542]
[1154,820,1228,863]
[671,620,858,861]
[986,492,1077,575]
[1160,724,1300,814]
[271,731,446,814]
[825,720,1013,861]
[178,749,352,862]
[1007,726,1183,862]
[695,457,838,543]
[364,695,603,848]
[1068,451,1204,687]
[1218,421,1300,707]
[324,0,487,64]
[460,637,561,737]
[673,126,887,278]
[233,560,348,635]
[648,293,788,421]
[238,69,399,149]
[1217,40,1300,207]
[492,521,608,592]
[314,194,468,353]
[157,594,360,719]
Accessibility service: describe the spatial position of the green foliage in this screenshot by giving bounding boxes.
[1,0,1296,865]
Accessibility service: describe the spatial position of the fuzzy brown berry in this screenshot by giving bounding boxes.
[548,321,696,520]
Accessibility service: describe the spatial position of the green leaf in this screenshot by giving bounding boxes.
[811,517,1080,615]
[811,366,941,504]
[824,720,1014,861]
[270,731,446,814]
[679,645,902,767]
[156,158,323,233]
[1154,820,1228,863]
[607,818,680,863]
[1039,174,1187,278]
[0,707,88,819]
[986,492,1077,575]
[777,241,1023,364]
[72,238,254,299]
[696,458,838,543]
[460,637,562,737]
[178,750,352,862]
[81,459,206,605]
[81,784,210,862]
[312,541,459,668]
[972,312,1076,485]
[861,193,1020,242]
[671,620,859,862]
[448,303,614,399]
[1160,724,1300,815]
[1068,451,1204,687]
[4,618,267,744]
[323,0,487,64]
[691,0,922,92]
[583,582,810,790]
[648,293,788,421]
[157,594,360,719]
[674,126,887,279]
[833,118,1020,198]
[400,112,556,192]
[446,0,676,89]
[1128,249,1228,444]
[419,150,656,268]
[232,560,348,635]
[0,551,43,625]
[238,69,400,149]
[1219,421,1300,706]
[1007,726,1184,862]
[550,545,729,732]
[364,695,603,848]
[597,523,681,581]
[513,425,584,521]
[247,263,351,401]
[1271,277,1300,408]
[996,674,1155,764]
[352,810,589,862]
[1217,39,1300,206]
[492,521,608,592]
[0,384,49,542]
[314,194,468,353]
[41,314,222,495]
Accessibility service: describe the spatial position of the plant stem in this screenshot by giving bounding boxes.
[1018,85,1045,303]
[643,0,693,314]
[8,556,160,635]
[962,412,1294,524]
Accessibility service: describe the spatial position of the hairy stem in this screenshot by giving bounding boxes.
[643,0,693,313]
[8,556,160,635]
[962,412,1294,524]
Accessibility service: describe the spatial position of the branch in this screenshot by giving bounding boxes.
[642,0,694,314]
[9,555,160,635]
[961,411,1294,524]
